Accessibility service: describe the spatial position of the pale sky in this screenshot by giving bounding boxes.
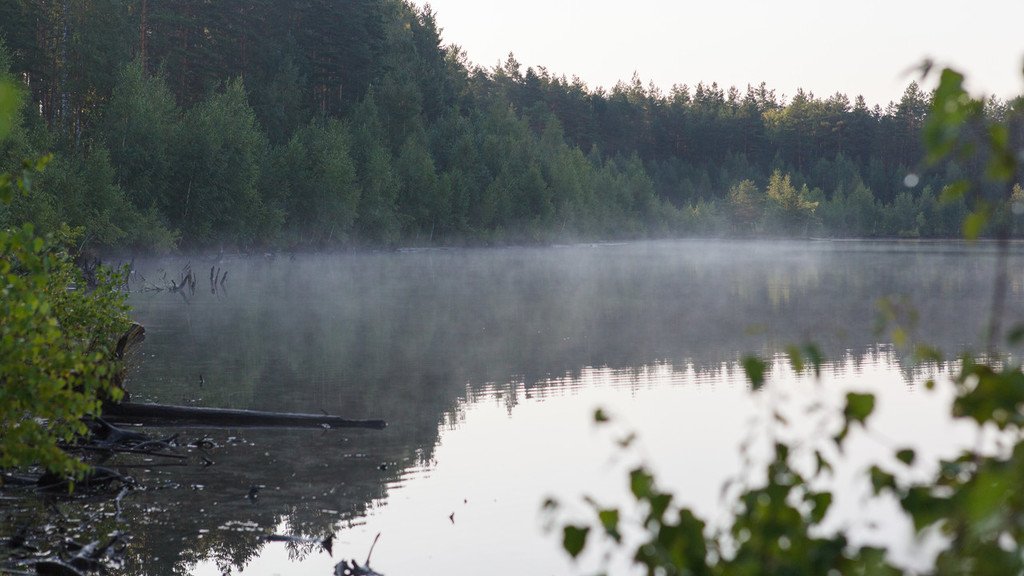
[412,0,1024,107]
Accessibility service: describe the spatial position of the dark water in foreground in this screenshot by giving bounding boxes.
[6,239,1024,575]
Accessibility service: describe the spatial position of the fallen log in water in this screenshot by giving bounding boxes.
[103,403,387,430]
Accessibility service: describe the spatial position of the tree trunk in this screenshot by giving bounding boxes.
[103,402,387,430]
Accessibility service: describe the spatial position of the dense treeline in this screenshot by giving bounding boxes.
[0,0,1020,251]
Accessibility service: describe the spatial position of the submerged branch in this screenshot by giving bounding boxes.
[103,402,387,430]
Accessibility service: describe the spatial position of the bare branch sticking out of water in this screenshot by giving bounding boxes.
[333,533,384,576]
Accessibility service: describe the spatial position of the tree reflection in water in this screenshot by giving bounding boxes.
[3,240,1019,574]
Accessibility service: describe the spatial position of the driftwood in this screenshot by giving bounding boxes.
[103,402,387,430]
[104,323,386,430]
[111,322,146,397]
[334,533,383,576]
[31,532,127,576]
[114,322,146,360]
[36,466,131,492]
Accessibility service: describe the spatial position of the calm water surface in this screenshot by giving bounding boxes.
[15,239,1024,575]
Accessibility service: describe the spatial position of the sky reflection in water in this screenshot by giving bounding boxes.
[118,239,1022,575]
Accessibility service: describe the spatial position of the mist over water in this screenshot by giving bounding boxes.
[26,239,1024,575]
[130,239,1017,406]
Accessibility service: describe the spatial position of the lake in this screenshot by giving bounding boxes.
[9,239,1024,575]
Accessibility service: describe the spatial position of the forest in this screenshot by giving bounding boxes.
[0,0,1021,251]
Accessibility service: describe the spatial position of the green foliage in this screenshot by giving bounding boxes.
[351,93,401,245]
[553,65,1024,575]
[555,347,903,574]
[36,147,130,246]
[248,49,307,146]
[0,224,130,476]
[169,78,269,247]
[923,65,1022,240]
[727,179,763,233]
[265,118,361,245]
[3,3,1023,248]
[1,83,130,476]
[2,2,1015,249]
[843,392,875,425]
[0,40,174,252]
[785,343,823,376]
[395,129,442,236]
[0,81,17,143]
[101,59,179,214]
[740,355,767,390]
[562,525,589,559]
[764,170,818,234]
